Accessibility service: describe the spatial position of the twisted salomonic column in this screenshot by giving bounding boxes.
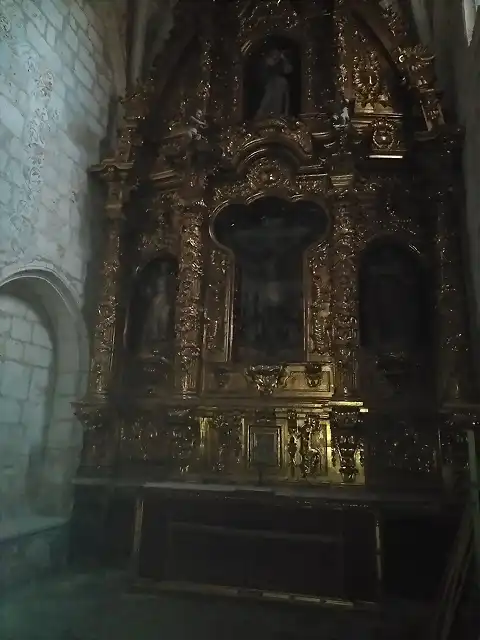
[330,189,359,399]
[174,205,205,395]
[173,13,213,395]
[86,172,128,398]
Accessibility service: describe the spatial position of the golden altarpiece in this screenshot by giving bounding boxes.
[73,0,478,607]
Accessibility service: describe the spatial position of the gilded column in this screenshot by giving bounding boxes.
[333,0,354,104]
[87,173,127,398]
[330,190,359,398]
[175,204,205,395]
[174,16,212,395]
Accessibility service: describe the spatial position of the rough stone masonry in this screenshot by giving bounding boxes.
[0,0,117,300]
[0,0,123,589]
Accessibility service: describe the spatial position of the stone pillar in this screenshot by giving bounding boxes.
[330,190,359,399]
[173,14,212,395]
[175,205,205,395]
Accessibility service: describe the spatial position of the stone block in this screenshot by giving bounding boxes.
[0,296,25,317]
[25,344,53,370]
[31,323,52,349]
[0,94,24,138]
[55,38,74,68]
[42,0,64,30]
[87,24,102,53]
[64,24,78,53]
[25,20,53,61]
[0,397,22,424]
[71,2,89,32]
[22,400,47,443]
[0,313,12,334]
[11,318,32,342]
[0,361,31,401]
[0,177,12,206]
[52,395,75,421]
[74,57,93,89]
[23,0,47,36]
[0,149,8,172]
[78,46,96,77]
[46,23,57,47]
[5,338,24,360]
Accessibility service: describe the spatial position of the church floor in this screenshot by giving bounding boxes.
[0,570,401,640]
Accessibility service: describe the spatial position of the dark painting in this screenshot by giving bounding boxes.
[213,197,328,363]
[359,242,430,358]
[244,36,301,121]
[126,256,178,359]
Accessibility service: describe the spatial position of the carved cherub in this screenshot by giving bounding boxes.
[333,97,353,129]
[186,108,208,141]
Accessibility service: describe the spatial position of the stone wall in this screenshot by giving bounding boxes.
[0,0,123,300]
[0,0,126,588]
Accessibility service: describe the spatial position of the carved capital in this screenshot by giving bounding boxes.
[73,401,115,472]
[330,405,364,483]
[90,162,136,216]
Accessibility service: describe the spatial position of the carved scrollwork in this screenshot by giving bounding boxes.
[353,30,392,112]
[245,364,288,395]
[175,208,204,394]
[210,414,243,473]
[246,157,293,192]
[330,407,364,483]
[397,44,444,130]
[168,409,199,475]
[287,414,326,480]
[304,363,324,388]
[371,118,402,152]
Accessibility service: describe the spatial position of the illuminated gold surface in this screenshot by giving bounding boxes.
[75,0,474,492]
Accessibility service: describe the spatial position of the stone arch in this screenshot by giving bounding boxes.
[0,267,89,518]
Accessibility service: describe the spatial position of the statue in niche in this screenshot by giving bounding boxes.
[244,38,301,121]
[255,48,293,119]
[127,258,177,359]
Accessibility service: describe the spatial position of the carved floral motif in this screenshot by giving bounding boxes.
[307,240,331,358]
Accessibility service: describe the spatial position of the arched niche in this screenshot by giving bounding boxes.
[0,266,88,517]
[359,240,431,367]
[243,35,301,121]
[213,196,329,363]
[126,255,178,360]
